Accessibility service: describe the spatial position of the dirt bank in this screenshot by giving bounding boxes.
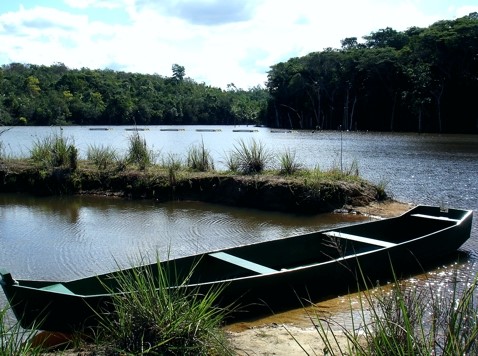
[0,161,387,214]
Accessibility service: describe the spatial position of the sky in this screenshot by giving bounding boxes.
[0,1,477,90]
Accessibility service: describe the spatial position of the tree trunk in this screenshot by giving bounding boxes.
[349,96,357,131]
[433,82,445,133]
[390,92,397,132]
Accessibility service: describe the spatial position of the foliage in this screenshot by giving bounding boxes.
[312,271,478,356]
[187,139,215,172]
[230,138,270,174]
[0,62,267,127]
[266,13,478,133]
[87,144,117,170]
[96,259,232,355]
[0,304,44,355]
[30,133,77,169]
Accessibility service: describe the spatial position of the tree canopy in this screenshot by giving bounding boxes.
[264,13,478,133]
[0,63,268,127]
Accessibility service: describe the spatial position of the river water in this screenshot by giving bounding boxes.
[0,126,477,304]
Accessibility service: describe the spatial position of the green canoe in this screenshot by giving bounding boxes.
[0,205,473,332]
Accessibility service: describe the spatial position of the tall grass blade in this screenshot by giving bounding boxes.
[95,257,233,355]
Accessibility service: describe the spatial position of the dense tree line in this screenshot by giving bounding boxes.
[265,13,478,133]
[0,63,268,126]
[1,14,477,133]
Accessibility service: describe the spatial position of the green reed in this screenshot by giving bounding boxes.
[309,270,478,356]
[95,258,233,355]
[87,144,118,170]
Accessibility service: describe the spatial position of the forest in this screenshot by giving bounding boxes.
[265,13,478,133]
[0,62,268,127]
[0,13,477,133]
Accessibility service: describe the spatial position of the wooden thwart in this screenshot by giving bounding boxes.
[324,231,397,248]
[411,214,460,222]
[40,284,74,295]
[209,252,277,275]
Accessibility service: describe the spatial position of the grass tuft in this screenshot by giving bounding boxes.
[222,151,240,172]
[310,269,478,355]
[187,139,214,172]
[87,144,117,170]
[278,148,302,175]
[163,153,182,186]
[30,133,77,170]
[0,305,44,355]
[230,138,270,174]
[127,132,154,170]
[96,258,233,355]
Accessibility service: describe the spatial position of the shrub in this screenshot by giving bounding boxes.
[87,144,117,170]
[187,140,214,172]
[96,259,232,355]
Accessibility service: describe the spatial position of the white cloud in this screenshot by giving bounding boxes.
[0,0,476,89]
[137,0,258,25]
[64,0,124,10]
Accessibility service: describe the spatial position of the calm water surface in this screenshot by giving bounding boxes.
[0,195,367,281]
[1,126,477,306]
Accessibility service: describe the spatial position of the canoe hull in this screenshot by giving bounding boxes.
[1,205,473,332]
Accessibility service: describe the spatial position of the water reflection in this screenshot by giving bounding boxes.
[0,194,367,281]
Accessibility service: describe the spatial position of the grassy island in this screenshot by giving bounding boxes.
[0,132,387,213]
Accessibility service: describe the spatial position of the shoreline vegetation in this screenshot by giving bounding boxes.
[0,132,387,212]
